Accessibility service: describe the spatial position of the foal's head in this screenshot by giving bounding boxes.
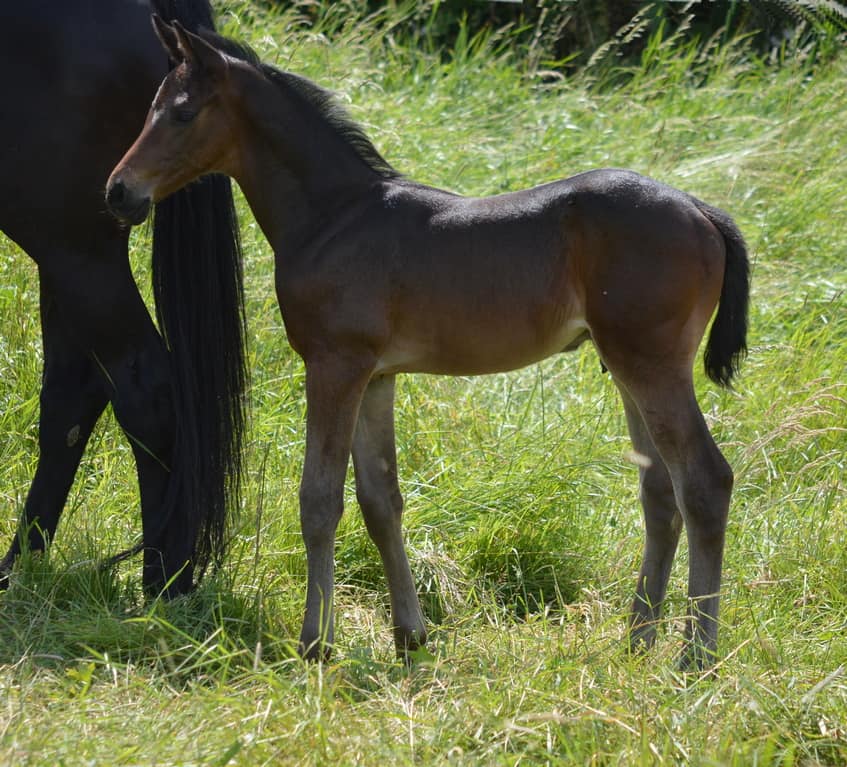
[106,16,238,224]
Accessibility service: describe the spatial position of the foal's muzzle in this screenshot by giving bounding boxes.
[105,178,151,225]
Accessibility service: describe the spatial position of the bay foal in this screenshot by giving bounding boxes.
[107,20,749,669]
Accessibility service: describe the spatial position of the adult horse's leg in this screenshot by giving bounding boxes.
[616,385,683,653]
[0,279,109,584]
[351,375,427,659]
[298,356,372,660]
[39,242,190,595]
[616,374,732,669]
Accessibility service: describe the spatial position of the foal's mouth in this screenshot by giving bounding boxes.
[105,194,151,226]
[120,198,152,226]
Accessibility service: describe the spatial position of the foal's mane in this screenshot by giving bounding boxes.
[202,30,400,180]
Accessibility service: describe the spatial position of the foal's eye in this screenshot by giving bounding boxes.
[172,107,196,124]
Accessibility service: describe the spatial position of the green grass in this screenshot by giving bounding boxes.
[1,4,846,764]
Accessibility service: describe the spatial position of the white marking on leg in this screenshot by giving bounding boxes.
[66,425,81,447]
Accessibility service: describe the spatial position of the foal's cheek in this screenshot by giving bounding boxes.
[172,118,223,178]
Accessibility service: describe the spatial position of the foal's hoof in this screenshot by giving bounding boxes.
[395,627,428,666]
[677,643,718,676]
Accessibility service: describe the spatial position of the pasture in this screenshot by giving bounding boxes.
[1,3,845,764]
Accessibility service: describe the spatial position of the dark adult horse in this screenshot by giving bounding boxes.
[0,2,247,595]
[108,22,749,669]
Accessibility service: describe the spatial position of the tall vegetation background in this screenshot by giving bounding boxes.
[0,1,844,764]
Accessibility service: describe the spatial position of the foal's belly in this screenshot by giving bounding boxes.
[373,314,591,377]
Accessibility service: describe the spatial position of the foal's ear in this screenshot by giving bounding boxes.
[171,21,228,81]
[151,14,183,64]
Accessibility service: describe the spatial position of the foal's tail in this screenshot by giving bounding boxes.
[695,200,750,387]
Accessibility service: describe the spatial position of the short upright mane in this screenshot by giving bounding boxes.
[201,30,400,179]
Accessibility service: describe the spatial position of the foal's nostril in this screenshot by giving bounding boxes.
[107,179,126,208]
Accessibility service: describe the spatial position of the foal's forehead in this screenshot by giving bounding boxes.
[151,71,174,103]
[152,65,201,108]
[147,70,184,125]
[156,66,191,99]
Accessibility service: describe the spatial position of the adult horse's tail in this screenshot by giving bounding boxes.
[695,200,750,388]
[150,0,248,581]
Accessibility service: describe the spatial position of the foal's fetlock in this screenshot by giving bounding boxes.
[627,623,658,656]
[627,602,661,654]
[298,632,333,663]
[0,564,12,591]
[0,547,16,584]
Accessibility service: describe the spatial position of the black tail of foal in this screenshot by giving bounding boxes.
[696,200,750,387]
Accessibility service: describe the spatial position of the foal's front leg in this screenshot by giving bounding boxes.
[298,356,372,661]
[352,375,427,659]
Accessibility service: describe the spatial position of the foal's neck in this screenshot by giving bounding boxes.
[231,71,383,251]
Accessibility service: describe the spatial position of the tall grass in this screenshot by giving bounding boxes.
[0,4,845,764]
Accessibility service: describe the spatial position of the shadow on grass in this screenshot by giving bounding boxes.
[0,551,300,684]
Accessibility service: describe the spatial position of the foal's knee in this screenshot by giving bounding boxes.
[640,465,676,513]
[299,484,344,546]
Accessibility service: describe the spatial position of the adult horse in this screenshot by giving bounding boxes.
[108,21,749,669]
[0,1,247,595]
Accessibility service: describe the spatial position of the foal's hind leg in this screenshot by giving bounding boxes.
[351,375,427,659]
[619,376,733,669]
[0,280,109,584]
[616,385,683,652]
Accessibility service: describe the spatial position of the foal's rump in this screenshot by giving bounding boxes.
[564,169,748,386]
[566,170,729,360]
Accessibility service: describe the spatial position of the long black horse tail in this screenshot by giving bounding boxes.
[695,199,750,387]
[149,0,248,581]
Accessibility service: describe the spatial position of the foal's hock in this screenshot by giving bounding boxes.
[107,19,749,670]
